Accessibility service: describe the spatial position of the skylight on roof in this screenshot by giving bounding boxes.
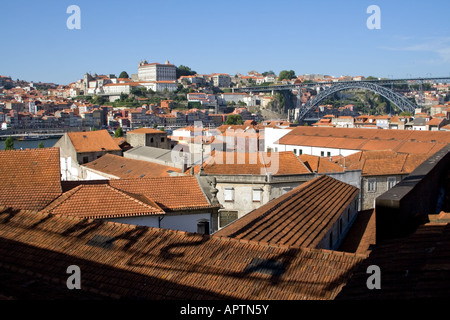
[86,235,115,249]
[244,258,285,277]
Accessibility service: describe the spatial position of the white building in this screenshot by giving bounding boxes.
[138,60,176,82]
[139,80,177,93]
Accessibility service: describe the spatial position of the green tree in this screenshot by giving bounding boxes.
[278,70,296,81]
[176,65,197,78]
[119,71,129,78]
[119,93,129,102]
[4,136,14,150]
[92,95,107,105]
[114,127,124,137]
[262,70,276,76]
[225,114,243,125]
[38,141,45,149]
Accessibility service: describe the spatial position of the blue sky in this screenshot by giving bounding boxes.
[1,0,450,84]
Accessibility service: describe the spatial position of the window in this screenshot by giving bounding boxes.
[150,137,154,143]
[252,188,262,202]
[82,156,89,164]
[293,149,297,155]
[224,188,234,202]
[299,149,303,155]
[387,177,396,189]
[197,220,210,235]
[321,151,325,157]
[327,152,331,157]
[368,178,377,192]
[161,137,165,142]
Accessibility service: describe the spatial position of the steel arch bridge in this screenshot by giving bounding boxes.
[297,81,417,122]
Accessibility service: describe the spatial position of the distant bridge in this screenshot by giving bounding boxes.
[235,77,450,122]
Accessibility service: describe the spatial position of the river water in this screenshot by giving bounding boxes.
[0,138,60,150]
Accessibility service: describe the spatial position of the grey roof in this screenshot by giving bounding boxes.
[124,146,187,169]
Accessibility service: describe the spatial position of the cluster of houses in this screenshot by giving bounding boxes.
[46,119,450,229]
[312,103,450,131]
[1,117,450,299]
[0,88,260,132]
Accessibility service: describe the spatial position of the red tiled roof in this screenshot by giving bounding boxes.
[278,126,450,145]
[82,154,181,178]
[67,130,122,153]
[214,175,360,248]
[336,150,431,176]
[0,206,366,300]
[0,148,62,211]
[276,127,450,154]
[42,184,164,219]
[108,176,216,212]
[201,151,311,175]
[298,154,344,173]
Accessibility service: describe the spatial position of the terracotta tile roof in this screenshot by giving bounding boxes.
[426,118,444,126]
[276,127,450,151]
[108,176,216,212]
[82,154,181,178]
[395,140,445,154]
[359,139,404,152]
[298,154,344,173]
[0,148,62,211]
[201,151,311,175]
[336,222,450,299]
[42,184,164,219]
[0,207,365,300]
[214,175,360,249]
[336,151,431,176]
[67,130,122,153]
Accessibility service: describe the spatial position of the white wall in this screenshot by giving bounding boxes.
[216,183,270,219]
[264,127,292,151]
[60,156,80,181]
[271,143,357,157]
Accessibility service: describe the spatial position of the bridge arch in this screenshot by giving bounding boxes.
[297,81,418,121]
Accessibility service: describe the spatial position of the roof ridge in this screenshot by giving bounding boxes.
[104,184,165,214]
[217,176,328,239]
[41,184,84,214]
[294,154,313,173]
[400,153,409,173]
